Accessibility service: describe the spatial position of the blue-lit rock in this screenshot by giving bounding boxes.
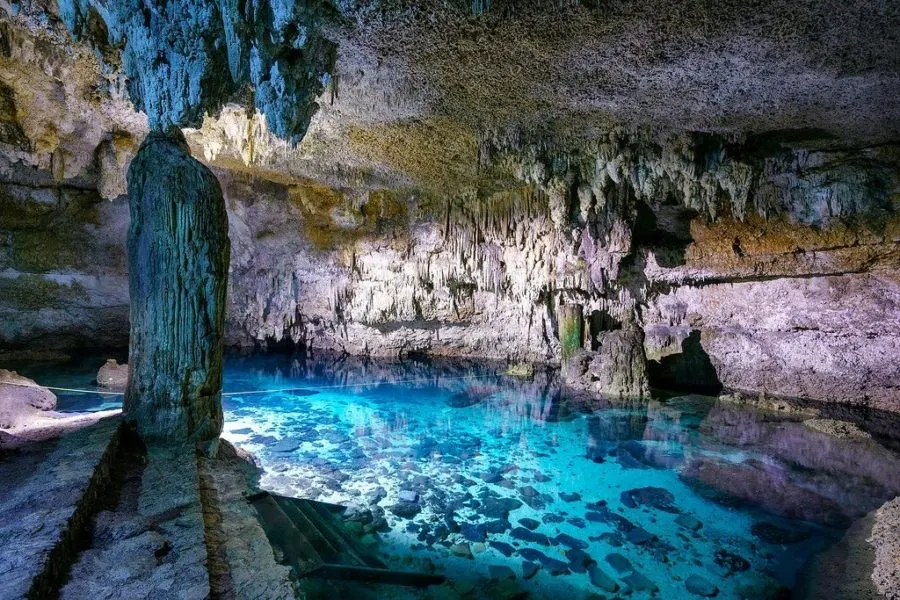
[59,0,335,142]
[124,130,229,442]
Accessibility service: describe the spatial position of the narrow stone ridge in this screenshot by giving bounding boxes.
[197,441,296,600]
[60,443,211,600]
[0,417,121,600]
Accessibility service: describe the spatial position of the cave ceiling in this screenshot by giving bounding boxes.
[1,0,899,197]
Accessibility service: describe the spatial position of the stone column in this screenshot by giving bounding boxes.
[123,130,230,443]
[559,303,584,364]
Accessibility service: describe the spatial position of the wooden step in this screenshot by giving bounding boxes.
[313,563,446,587]
[248,492,445,587]
[286,498,381,568]
[271,495,342,560]
[251,494,325,575]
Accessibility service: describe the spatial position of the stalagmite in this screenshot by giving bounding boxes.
[124,129,230,442]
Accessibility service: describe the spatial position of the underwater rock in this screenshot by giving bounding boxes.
[622,571,658,593]
[270,438,301,453]
[484,519,511,534]
[389,502,420,519]
[510,527,552,546]
[519,485,539,498]
[587,565,619,593]
[521,561,540,579]
[488,565,516,580]
[521,495,547,510]
[685,574,719,597]
[555,533,589,550]
[605,553,633,574]
[621,487,680,513]
[517,518,540,531]
[450,543,473,558]
[751,522,811,545]
[460,523,487,543]
[542,514,565,524]
[559,491,582,502]
[713,549,751,575]
[398,490,419,503]
[481,497,523,519]
[566,548,596,573]
[675,514,703,531]
[518,549,570,575]
[480,470,504,484]
[625,527,657,546]
[489,541,516,557]
[96,359,128,390]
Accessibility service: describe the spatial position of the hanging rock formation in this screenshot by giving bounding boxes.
[38,0,337,441]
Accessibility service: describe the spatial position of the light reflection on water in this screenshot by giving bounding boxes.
[22,352,900,599]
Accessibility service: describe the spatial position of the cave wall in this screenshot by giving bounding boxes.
[0,1,898,410]
[2,157,897,409]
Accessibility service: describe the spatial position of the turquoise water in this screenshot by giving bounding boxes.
[23,353,900,599]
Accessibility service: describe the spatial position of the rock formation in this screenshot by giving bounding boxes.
[31,0,337,442]
[123,131,230,442]
[0,1,897,411]
[0,369,56,429]
[96,359,128,390]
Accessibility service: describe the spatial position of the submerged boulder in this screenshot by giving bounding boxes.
[0,370,57,429]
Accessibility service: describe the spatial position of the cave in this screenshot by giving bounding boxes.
[647,330,723,395]
[1,1,899,599]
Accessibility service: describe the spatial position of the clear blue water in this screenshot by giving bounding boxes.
[19,353,900,599]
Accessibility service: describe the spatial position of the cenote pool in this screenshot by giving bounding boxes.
[21,353,900,599]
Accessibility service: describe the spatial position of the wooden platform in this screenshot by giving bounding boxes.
[248,491,445,588]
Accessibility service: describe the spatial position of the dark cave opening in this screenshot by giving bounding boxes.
[647,329,723,395]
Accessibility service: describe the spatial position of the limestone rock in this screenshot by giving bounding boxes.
[96,359,129,390]
[803,419,872,441]
[869,496,900,600]
[0,370,57,429]
[567,324,649,399]
[123,131,229,443]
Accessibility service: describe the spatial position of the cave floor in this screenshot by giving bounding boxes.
[0,417,120,599]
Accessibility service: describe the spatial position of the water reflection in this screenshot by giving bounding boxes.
[19,351,900,598]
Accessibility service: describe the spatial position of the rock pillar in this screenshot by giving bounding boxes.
[559,303,584,366]
[123,130,230,443]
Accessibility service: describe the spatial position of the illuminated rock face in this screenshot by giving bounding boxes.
[49,0,334,441]
[0,1,898,410]
[123,131,229,442]
[58,0,335,141]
